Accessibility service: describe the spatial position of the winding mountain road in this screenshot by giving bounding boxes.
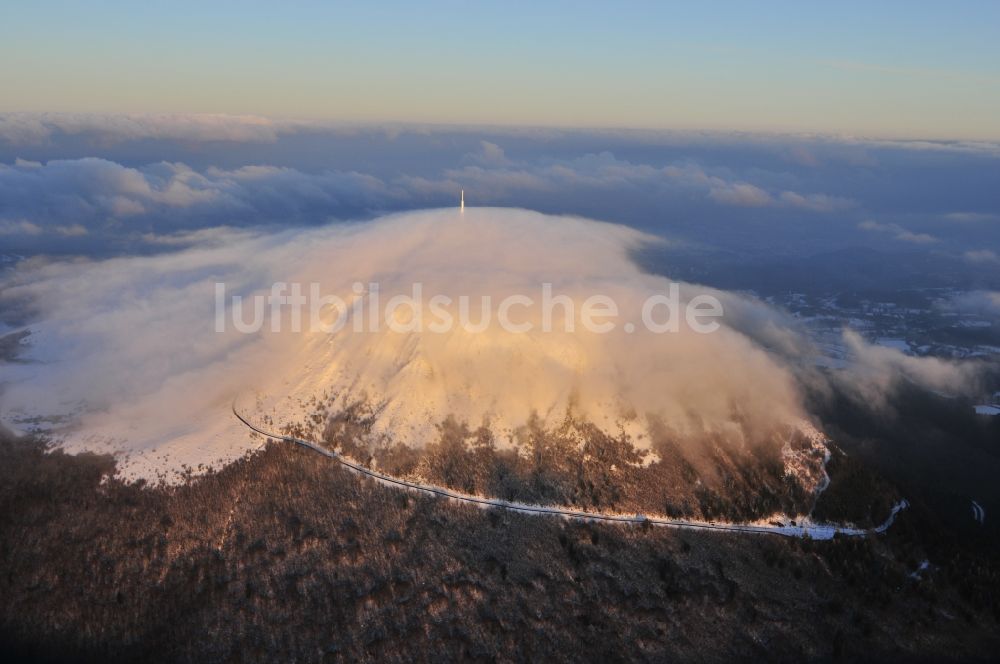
[232,403,907,540]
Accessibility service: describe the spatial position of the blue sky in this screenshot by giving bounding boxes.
[2,1,999,138]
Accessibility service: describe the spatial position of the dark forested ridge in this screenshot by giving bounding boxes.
[298,400,845,524]
[1,428,999,663]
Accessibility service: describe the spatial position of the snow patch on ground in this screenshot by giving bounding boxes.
[234,404,909,540]
[781,419,832,499]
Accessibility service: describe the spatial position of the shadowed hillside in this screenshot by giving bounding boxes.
[1,430,998,662]
[287,398,843,524]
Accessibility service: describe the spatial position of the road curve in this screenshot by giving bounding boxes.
[232,402,907,540]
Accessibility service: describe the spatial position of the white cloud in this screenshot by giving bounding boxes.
[859,220,938,244]
[895,230,938,244]
[838,329,984,407]
[0,112,283,146]
[0,141,860,250]
[0,157,395,237]
[470,140,510,166]
[945,211,999,222]
[710,182,773,207]
[432,152,852,212]
[778,191,853,212]
[964,249,1000,264]
[108,196,147,217]
[946,290,1000,319]
[55,224,88,237]
[0,209,814,482]
[0,219,43,235]
[3,207,984,486]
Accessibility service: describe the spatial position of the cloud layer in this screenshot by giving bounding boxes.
[2,208,985,483]
[0,112,285,146]
[3,114,999,266]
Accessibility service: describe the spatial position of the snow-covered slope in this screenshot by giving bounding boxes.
[3,208,825,485]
